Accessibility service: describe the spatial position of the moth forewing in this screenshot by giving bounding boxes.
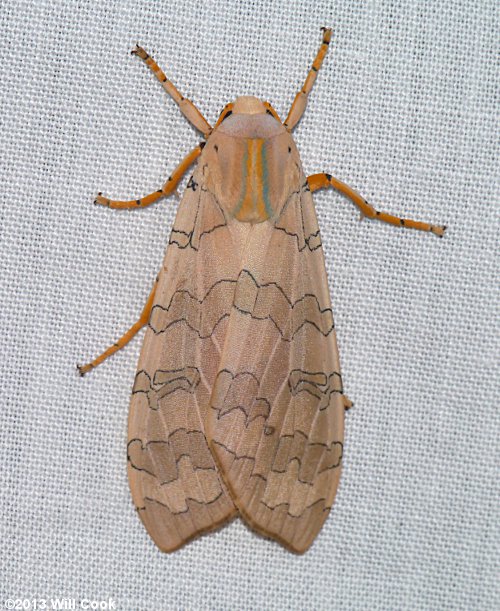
[126,160,239,552]
[203,116,345,553]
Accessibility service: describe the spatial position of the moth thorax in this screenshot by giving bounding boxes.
[208,132,295,224]
[211,115,293,224]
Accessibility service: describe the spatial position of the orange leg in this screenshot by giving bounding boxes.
[132,45,212,137]
[343,396,354,410]
[284,27,332,131]
[308,173,446,237]
[95,145,202,209]
[77,277,158,376]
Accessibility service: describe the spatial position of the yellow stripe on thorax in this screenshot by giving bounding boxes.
[234,138,272,223]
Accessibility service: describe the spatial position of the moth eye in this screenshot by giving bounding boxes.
[214,144,218,152]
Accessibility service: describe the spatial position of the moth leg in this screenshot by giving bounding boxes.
[284,27,332,131]
[307,173,446,237]
[132,45,212,137]
[77,277,158,376]
[95,144,202,209]
[343,396,353,410]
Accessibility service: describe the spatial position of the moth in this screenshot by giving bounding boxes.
[79,29,446,553]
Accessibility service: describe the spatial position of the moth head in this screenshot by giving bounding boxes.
[214,98,282,129]
[233,96,270,116]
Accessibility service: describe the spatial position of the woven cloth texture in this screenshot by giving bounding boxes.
[1,1,498,609]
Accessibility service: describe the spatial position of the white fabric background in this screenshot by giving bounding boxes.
[1,1,498,609]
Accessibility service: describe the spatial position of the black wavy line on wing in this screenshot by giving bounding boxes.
[169,186,228,251]
[131,368,203,410]
[277,429,343,451]
[216,368,261,385]
[136,426,209,439]
[143,491,225,515]
[210,369,271,424]
[273,181,322,252]
[233,307,334,341]
[129,452,216,485]
[131,369,153,394]
[273,226,322,252]
[211,440,257,464]
[149,269,330,319]
[149,268,333,339]
[210,380,344,448]
[133,367,201,389]
[270,452,343,478]
[148,276,238,324]
[127,432,216,484]
[259,497,331,517]
[238,268,331,312]
[209,403,270,427]
[211,439,342,485]
[186,175,198,190]
[150,311,231,339]
[169,223,227,251]
[288,370,343,410]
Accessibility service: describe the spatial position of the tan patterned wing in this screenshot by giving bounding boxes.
[206,180,345,553]
[127,164,239,552]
